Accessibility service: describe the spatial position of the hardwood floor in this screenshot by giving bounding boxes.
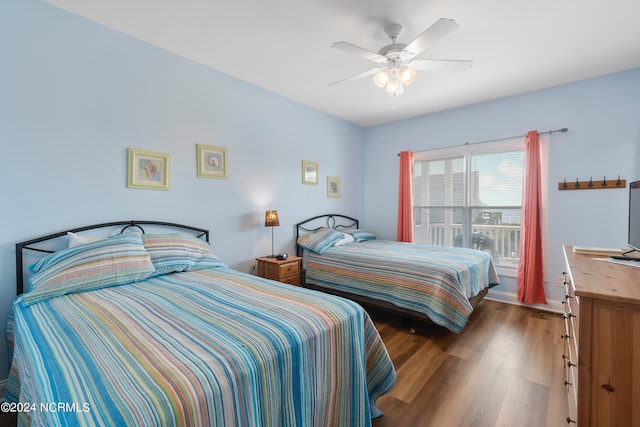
[0,412,16,427]
[370,300,568,427]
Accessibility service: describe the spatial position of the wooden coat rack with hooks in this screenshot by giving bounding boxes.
[558,176,626,191]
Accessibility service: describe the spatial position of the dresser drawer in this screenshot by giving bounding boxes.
[566,374,578,425]
[564,274,579,345]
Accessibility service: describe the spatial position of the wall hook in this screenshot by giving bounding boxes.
[558,176,626,191]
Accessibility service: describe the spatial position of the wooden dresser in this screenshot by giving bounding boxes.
[256,256,302,286]
[562,245,640,426]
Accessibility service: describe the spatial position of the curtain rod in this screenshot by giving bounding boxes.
[397,127,568,156]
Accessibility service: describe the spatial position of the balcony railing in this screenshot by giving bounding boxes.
[415,223,521,267]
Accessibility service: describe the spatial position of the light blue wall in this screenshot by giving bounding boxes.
[363,68,640,300]
[0,1,364,379]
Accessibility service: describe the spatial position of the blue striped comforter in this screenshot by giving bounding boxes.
[304,241,500,333]
[5,267,396,426]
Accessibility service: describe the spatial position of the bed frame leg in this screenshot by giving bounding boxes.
[409,319,417,334]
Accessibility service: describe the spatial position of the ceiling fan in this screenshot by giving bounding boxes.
[330,18,472,96]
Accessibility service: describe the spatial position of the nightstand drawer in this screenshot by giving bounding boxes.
[279,261,299,278]
[280,275,301,286]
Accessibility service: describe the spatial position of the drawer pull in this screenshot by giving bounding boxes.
[601,384,616,393]
[564,380,572,386]
[566,417,576,424]
[567,361,576,368]
[561,334,572,340]
[563,313,576,319]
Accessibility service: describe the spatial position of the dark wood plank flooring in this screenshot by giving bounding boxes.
[0,412,15,427]
[370,299,568,427]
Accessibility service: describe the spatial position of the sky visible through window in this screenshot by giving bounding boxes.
[472,151,524,206]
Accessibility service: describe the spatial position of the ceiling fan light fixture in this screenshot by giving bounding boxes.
[331,18,469,98]
[399,66,416,85]
[385,71,404,96]
[373,69,390,88]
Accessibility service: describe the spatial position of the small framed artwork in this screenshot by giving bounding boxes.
[197,144,228,179]
[327,176,341,198]
[302,160,318,185]
[127,148,170,190]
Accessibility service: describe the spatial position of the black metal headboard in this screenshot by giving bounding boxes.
[15,220,210,295]
[294,214,359,256]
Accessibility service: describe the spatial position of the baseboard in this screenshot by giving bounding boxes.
[485,289,564,314]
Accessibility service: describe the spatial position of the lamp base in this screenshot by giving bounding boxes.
[268,227,278,259]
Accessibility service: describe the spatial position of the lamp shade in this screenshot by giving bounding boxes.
[373,69,390,88]
[265,210,280,227]
[385,70,404,96]
[399,66,416,85]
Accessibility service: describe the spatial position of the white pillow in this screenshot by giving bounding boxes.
[67,232,103,248]
[334,232,355,246]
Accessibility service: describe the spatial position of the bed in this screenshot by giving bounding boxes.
[6,221,396,426]
[295,215,500,333]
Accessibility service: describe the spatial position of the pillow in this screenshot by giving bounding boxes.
[142,233,226,276]
[334,232,355,246]
[348,230,377,242]
[25,233,156,306]
[67,232,103,248]
[297,228,345,254]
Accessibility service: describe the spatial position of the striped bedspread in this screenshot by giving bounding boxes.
[5,267,396,426]
[304,241,500,333]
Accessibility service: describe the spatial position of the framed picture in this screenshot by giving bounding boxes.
[127,148,170,190]
[327,176,341,198]
[197,144,228,179]
[302,160,318,185]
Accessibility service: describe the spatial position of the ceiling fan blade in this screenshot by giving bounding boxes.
[409,59,472,72]
[331,42,388,64]
[329,67,382,86]
[404,18,459,59]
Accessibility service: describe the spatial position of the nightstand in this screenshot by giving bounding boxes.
[256,256,302,286]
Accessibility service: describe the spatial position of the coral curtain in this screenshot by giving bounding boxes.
[397,151,414,242]
[517,131,547,304]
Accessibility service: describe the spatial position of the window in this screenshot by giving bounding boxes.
[412,138,525,275]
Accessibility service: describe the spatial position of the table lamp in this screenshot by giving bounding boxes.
[265,210,280,257]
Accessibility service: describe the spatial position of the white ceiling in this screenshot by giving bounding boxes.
[44,0,640,128]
